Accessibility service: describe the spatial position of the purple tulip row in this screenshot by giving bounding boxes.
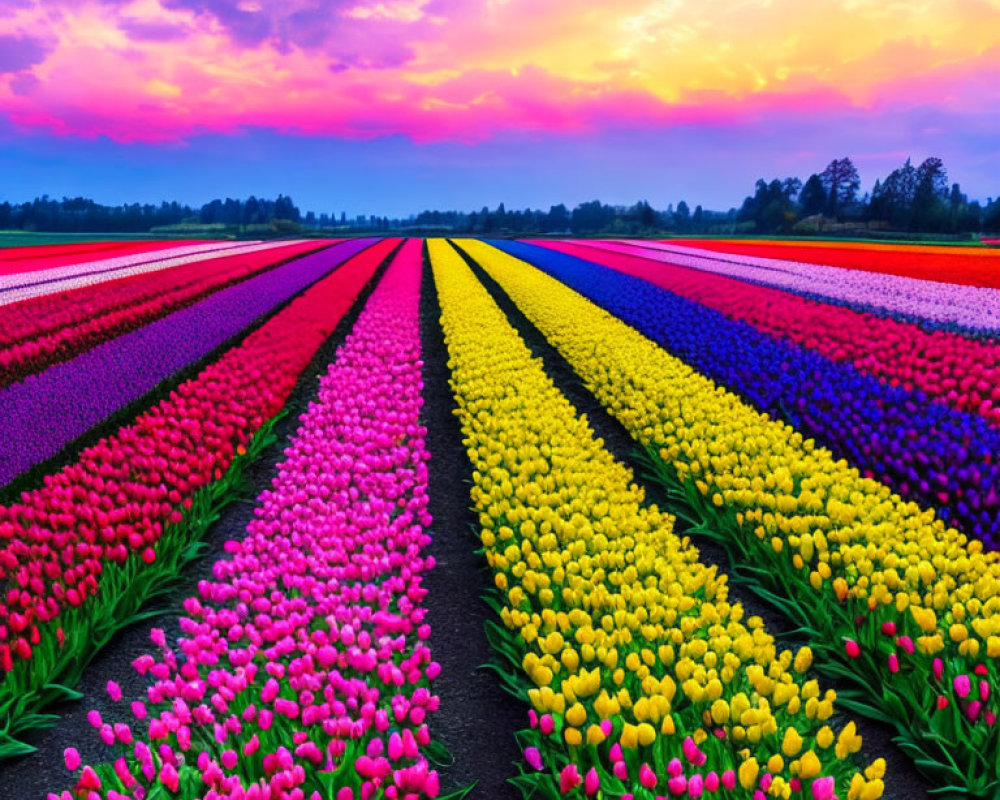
[0,238,376,487]
[588,240,1000,336]
[53,239,443,800]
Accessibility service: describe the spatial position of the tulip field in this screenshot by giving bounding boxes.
[0,237,998,800]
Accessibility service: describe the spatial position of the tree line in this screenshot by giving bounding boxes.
[0,194,307,234]
[1,156,998,236]
[736,156,998,235]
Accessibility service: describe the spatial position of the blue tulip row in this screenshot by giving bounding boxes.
[488,240,1000,548]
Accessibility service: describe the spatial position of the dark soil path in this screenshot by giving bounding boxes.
[418,243,523,799]
[448,239,932,800]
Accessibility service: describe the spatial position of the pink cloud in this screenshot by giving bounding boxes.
[0,0,997,147]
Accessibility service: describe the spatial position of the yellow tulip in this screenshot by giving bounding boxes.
[739,758,760,790]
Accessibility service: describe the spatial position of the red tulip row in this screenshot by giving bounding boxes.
[0,241,329,389]
[0,238,398,755]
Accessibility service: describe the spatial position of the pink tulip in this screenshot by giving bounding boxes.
[584,767,600,796]
[76,766,101,791]
[812,776,836,800]
[560,764,581,794]
[844,639,861,659]
[524,747,544,771]
[640,762,658,789]
[63,748,81,771]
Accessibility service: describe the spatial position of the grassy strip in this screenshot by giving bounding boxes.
[454,238,1000,798]
[0,413,283,759]
[429,238,882,800]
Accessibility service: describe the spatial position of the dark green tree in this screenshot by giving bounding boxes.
[798,174,826,216]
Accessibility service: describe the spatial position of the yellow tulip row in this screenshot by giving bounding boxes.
[454,238,1000,792]
[429,239,880,798]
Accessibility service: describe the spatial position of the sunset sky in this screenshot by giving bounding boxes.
[1,0,998,215]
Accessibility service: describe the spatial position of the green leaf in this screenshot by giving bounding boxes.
[0,737,37,759]
[437,782,477,800]
[42,683,85,702]
[425,739,455,767]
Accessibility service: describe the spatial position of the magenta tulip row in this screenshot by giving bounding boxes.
[53,240,443,800]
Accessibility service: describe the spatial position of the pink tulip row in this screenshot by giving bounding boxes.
[0,241,296,306]
[52,239,443,800]
[537,240,1000,426]
[582,240,1000,334]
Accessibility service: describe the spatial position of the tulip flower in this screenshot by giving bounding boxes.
[560,764,581,794]
[812,776,836,800]
[63,747,81,771]
[524,747,544,771]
